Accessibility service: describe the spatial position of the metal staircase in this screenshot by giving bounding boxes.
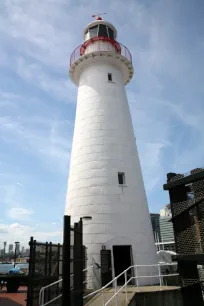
[39,263,179,306]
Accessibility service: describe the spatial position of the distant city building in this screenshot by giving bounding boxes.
[150,213,161,242]
[150,205,175,252]
[159,216,175,242]
[15,243,20,255]
[3,242,7,254]
[0,249,4,257]
[24,249,30,256]
[21,246,25,254]
[160,204,172,217]
[159,214,175,252]
[9,244,13,253]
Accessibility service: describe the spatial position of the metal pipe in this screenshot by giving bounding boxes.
[102,288,105,305]
[114,278,118,306]
[136,265,139,291]
[62,215,71,306]
[158,264,162,290]
[124,270,128,302]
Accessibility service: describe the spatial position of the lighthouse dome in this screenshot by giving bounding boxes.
[83,20,117,41]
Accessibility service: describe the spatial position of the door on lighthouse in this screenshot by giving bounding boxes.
[113,245,133,285]
[100,249,112,287]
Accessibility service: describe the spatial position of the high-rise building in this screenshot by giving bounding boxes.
[150,213,161,242]
[9,244,13,253]
[24,249,30,256]
[15,243,20,255]
[149,205,175,251]
[159,216,175,243]
[159,204,175,251]
[65,17,157,288]
[21,246,25,254]
[159,204,174,243]
[160,204,172,217]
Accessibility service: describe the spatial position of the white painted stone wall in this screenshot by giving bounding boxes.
[66,58,158,287]
[84,40,117,54]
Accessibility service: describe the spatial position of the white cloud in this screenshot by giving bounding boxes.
[0,100,72,172]
[16,57,76,103]
[0,0,203,215]
[7,208,34,221]
[0,222,62,248]
[0,46,8,67]
[16,182,24,188]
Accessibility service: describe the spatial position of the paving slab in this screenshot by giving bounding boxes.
[0,293,26,306]
[84,286,180,306]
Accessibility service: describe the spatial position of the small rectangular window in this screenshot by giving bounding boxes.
[108,27,114,40]
[118,172,125,185]
[108,73,112,81]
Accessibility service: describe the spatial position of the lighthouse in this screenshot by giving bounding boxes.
[66,17,157,287]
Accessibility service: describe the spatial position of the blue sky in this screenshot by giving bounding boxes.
[0,0,204,248]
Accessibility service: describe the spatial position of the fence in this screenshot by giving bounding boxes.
[26,238,62,306]
[27,216,86,306]
[39,265,94,306]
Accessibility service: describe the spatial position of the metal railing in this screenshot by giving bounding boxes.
[39,265,94,306]
[39,263,178,306]
[83,263,179,306]
[169,168,204,182]
[70,39,132,67]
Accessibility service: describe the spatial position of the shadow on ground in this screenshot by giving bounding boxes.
[0,294,26,306]
[0,297,23,306]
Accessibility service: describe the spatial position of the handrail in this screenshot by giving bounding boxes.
[39,265,94,306]
[70,39,132,67]
[83,263,179,306]
[39,263,178,306]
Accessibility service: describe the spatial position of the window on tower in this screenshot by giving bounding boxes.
[108,27,114,40]
[98,24,108,37]
[118,172,125,185]
[89,25,99,39]
[85,25,115,41]
[108,73,112,81]
[85,29,89,41]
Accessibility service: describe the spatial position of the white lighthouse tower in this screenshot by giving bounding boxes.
[66,17,157,287]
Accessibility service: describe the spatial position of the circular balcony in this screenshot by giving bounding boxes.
[69,37,134,85]
[70,37,132,67]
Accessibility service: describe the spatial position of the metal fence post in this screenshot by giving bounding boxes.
[136,265,139,291]
[124,270,128,302]
[79,219,84,306]
[114,278,118,306]
[27,237,33,306]
[56,243,61,297]
[41,290,45,306]
[158,264,162,290]
[48,242,52,302]
[102,288,105,305]
[30,240,36,306]
[62,215,71,306]
[74,221,83,306]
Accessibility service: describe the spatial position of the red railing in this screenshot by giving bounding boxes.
[70,38,132,67]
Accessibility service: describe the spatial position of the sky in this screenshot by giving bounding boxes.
[0,0,204,249]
